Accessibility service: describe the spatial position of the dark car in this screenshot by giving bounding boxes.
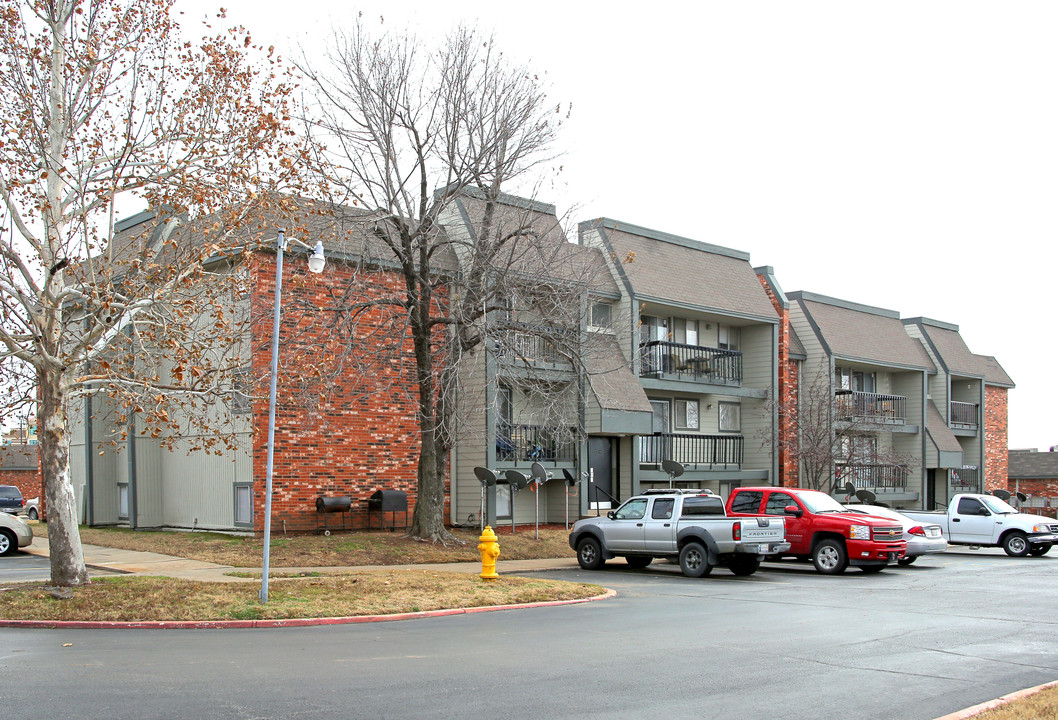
[0,485,24,515]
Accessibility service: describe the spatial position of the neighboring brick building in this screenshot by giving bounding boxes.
[1008,448,1058,517]
[0,444,42,510]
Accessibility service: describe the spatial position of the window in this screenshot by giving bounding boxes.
[765,492,795,515]
[681,496,725,516]
[730,490,763,514]
[957,497,987,516]
[231,369,252,414]
[675,399,699,430]
[674,318,698,346]
[718,324,740,351]
[719,402,741,432]
[590,302,613,330]
[836,367,876,393]
[234,483,253,527]
[640,315,669,343]
[614,498,648,520]
[495,484,513,519]
[651,498,675,519]
[118,483,129,520]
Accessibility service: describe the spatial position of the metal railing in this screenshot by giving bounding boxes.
[834,391,907,424]
[638,340,742,386]
[949,467,979,491]
[949,401,979,429]
[496,422,577,463]
[493,323,573,365]
[835,463,909,490]
[639,432,743,469]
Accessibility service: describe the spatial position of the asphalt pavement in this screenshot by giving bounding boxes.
[2,544,1057,720]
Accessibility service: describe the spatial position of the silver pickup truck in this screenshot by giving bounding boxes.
[568,489,789,577]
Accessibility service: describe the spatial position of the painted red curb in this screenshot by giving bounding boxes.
[0,589,616,630]
[933,679,1058,720]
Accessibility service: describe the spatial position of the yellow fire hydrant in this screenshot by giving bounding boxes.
[478,525,501,580]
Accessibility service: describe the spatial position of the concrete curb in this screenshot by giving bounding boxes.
[0,588,616,630]
[933,679,1058,720]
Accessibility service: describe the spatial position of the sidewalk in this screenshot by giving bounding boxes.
[22,536,580,582]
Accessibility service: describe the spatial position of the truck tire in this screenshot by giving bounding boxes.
[727,556,760,576]
[576,536,605,570]
[1002,531,1030,557]
[859,563,886,574]
[679,541,712,578]
[812,539,848,574]
[897,556,918,566]
[625,556,653,569]
[1030,544,1052,557]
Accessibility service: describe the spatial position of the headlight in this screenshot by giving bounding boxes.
[1033,524,1052,533]
[849,524,870,540]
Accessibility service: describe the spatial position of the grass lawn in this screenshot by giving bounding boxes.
[0,571,605,622]
[35,522,576,567]
[970,683,1058,719]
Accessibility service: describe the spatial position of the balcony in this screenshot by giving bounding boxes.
[493,323,573,366]
[496,422,577,464]
[639,341,742,386]
[949,401,979,430]
[949,466,980,492]
[835,391,906,424]
[836,463,909,491]
[639,432,743,469]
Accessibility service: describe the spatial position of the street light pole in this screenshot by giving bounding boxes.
[260,229,325,604]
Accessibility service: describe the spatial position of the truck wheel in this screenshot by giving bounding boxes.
[897,556,918,566]
[576,537,605,570]
[1030,544,1052,557]
[1002,531,1030,557]
[0,529,14,556]
[679,542,712,578]
[625,556,653,569]
[859,564,886,574]
[28,507,38,520]
[812,539,848,574]
[728,556,760,576]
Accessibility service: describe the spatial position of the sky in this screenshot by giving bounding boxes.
[176,0,1057,451]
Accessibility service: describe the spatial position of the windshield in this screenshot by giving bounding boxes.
[797,490,849,514]
[846,504,898,521]
[980,496,1018,514]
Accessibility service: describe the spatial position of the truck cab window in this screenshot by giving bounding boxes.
[730,491,763,514]
[615,498,648,520]
[765,493,795,515]
[651,498,675,520]
[957,498,988,516]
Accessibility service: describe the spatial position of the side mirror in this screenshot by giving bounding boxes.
[979,507,991,516]
[607,511,616,520]
[784,505,803,518]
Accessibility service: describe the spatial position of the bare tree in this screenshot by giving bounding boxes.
[764,363,914,494]
[298,20,580,542]
[0,0,303,585]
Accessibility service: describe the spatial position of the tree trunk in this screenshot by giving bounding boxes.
[39,367,88,586]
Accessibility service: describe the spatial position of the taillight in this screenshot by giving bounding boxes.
[733,521,741,541]
[908,526,925,536]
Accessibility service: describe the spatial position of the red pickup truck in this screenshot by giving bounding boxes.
[726,486,906,574]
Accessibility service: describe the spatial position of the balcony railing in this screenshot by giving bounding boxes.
[638,341,742,386]
[639,432,743,469]
[496,422,577,463]
[949,466,980,492]
[835,391,906,424]
[493,323,573,365]
[836,463,909,490]
[949,401,979,429]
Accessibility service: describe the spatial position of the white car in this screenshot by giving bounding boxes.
[21,496,40,520]
[844,504,947,565]
[0,511,33,555]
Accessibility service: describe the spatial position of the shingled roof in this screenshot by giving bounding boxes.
[908,318,983,377]
[973,354,1015,388]
[1009,450,1058,479]
[790,292,935,370]
[582,219,778,322]
[584,334,653,414]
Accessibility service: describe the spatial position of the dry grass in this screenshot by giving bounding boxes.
[0,571,604,622]
[34,522,575,568]
[970,683,1058,719]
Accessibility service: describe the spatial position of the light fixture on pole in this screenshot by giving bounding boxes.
[260,228,325,604]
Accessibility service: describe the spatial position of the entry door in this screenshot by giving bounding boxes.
[588,436,614,510]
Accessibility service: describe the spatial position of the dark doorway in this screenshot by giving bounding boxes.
[588,436,615,511]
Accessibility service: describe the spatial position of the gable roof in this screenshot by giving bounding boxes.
[926,401,963,453]
[907,318,983,377]
[582,219,778,322]
[584,334,653,414]
[790,291,935,371]
[973,354,1015,388]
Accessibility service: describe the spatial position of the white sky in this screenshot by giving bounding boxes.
[177,0,1057,451]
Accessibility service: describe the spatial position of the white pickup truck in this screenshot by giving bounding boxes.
[902,493,1058,557]
[568,489,790,577]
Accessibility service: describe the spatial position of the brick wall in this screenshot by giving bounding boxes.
[756,272,799,486]
[0,468,42,509]
[248,255,428,534]
[983,385,1008,492]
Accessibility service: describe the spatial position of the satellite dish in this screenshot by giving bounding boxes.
[992,489,1011,501]
[474,466,498,487]
[1016,491,1028,503]
[855,489,877,505]
[661,459,685,479]
[844,482,857,496]
[505,470,529,490]
[562,468,578,487]
[530,462,551,487]
[874,501,891,508]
